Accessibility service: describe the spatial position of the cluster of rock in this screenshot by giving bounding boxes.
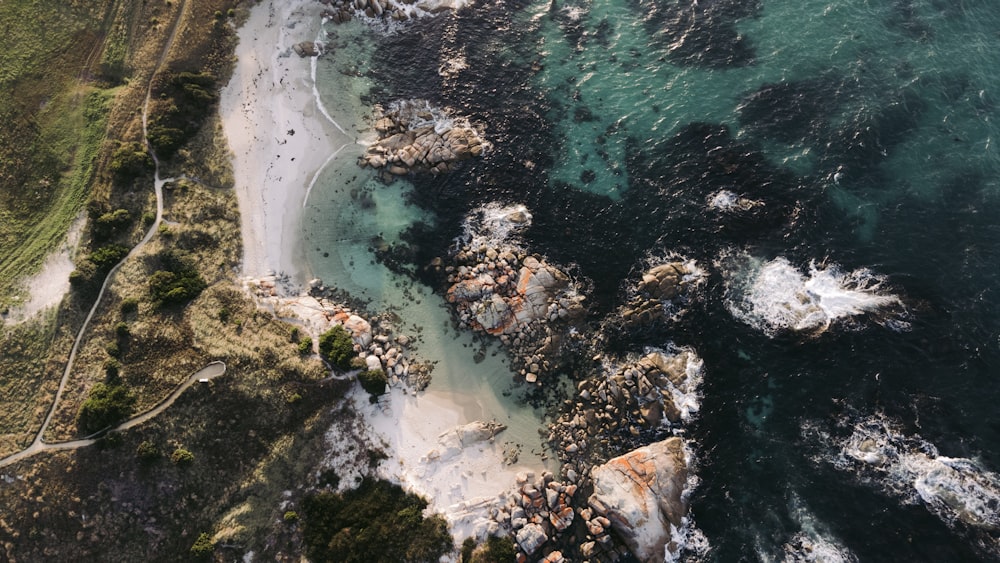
[358,101,487,176]
[548,348,702,471]
[319,0,461,24]
[618,259,705,327]
[440,245,586,384]
[485,470,580,562]
[249,276,432,390]
[480,437,693,562]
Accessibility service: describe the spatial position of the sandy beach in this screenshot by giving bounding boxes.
[219,0,353,286]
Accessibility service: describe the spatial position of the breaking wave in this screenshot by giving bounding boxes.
[722,253,902,336]
[805,413,1000,554]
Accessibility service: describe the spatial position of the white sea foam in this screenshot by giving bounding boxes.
[386,98,458,134]
[780,493,858,563]
[811,414,1000,543]
[706,189,762,212]
[663,443,710,562]
[723,253,902,335]
[651,345,705,425]
[456,202,533,251]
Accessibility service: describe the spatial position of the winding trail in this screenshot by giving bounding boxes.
[0,0,219,471]
[0,362,225,469]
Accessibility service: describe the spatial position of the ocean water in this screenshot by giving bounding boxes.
[307,0,1000,560]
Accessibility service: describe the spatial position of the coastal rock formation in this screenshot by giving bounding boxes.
[618,258,705,326]
[549,347,703,471]
[248,276,432,389]
[424,420,507,462]
[359,100,487,176]
[321,0,466,25]
[483,470,581,561]
[292,41,321,57]
[588,437,690,563]
[438,204,588,384]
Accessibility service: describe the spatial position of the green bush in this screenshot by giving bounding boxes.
[297,336,313,355]
[318,326,355,370]
[93,208,133,241]
[103,358,121,381]
[170,447,194,465]
[283,510,299,523]
[358,369,387,397]
[77,383,135,434]
[301,479,453,563]
[148,250,207,307]
[89,244,130,272]
[136,440,160,462]
[69,260,99,297]
[461,537,477,563]
[190,532,214,558]
[109,142,153,181]
[470,536,518,563]
[114,321,130,338]
[120,297,139,315]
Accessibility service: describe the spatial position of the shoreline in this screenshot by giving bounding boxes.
[219,0,351,287]
[220,0,554,542]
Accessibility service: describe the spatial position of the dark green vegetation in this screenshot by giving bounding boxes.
[357,369,387,397]
[148,249,208,307]
[77,382,136,434]
[301,478,453,563]
[318,325,357,370]
[462,535,518,563]
[148,72,218,159]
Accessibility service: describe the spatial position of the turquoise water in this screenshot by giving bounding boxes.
[302,23,553,465]
[310,0,1000,559]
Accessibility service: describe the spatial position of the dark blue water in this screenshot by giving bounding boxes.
[355,0,1000,560]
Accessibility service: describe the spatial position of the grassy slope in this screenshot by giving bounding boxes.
[0,0,118,307]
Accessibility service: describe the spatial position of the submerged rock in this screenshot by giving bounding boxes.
[588,437,690,563]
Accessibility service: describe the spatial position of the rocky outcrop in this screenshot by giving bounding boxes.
[249,276,433,390]
[424,420,507,462]
[292,41,321,57]
[434,204,588,385]
[484,470,580,561]
[588,438,690,563]
[618,259,705,326]
[359,101,487,176]
[321,0,464,25]
[548,347,702,471]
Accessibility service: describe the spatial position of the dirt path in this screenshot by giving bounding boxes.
[0,362,225,469]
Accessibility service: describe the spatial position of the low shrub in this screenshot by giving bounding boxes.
[170,447,194,465]
[77,383,135,434]
[301,478,453,563]
[318,325,355,370]
[357,369,387,397]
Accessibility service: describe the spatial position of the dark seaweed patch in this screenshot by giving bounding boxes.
[737,78,841,143]
[631,0,761,68]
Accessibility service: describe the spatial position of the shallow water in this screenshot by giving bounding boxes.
[306,0,1000,559]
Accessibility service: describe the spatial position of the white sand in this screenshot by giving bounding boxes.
[219,0,353,286]
[5,212,86,323]
[358,386,541,539]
